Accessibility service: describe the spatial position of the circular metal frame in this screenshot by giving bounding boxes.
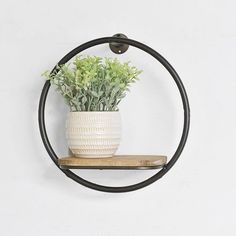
[38,36,190,193]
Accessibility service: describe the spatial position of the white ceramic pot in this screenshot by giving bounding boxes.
[66,111,121,158]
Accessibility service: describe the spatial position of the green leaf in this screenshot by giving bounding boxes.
[42,55,142,111]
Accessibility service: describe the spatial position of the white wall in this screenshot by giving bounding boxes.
[1,0,235,235]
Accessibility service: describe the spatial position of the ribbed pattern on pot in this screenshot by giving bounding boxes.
[66,112,121,158]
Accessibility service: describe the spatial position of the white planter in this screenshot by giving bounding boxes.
[66,111,121,158]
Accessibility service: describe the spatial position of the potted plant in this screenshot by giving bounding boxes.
[43,56,141,158]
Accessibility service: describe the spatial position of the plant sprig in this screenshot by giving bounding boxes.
[43,55,142,111]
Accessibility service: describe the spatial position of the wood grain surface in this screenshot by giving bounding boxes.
[58,155,167,170]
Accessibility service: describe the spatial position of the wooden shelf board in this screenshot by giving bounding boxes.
[58,155,167,170]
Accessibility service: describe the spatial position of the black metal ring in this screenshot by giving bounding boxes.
[38,36,190,193]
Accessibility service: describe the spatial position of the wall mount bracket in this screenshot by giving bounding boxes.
[109,33,129,54]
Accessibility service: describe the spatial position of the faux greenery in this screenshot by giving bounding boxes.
[43,56,142,111]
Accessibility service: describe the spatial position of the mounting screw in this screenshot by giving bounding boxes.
[109,33,129,54]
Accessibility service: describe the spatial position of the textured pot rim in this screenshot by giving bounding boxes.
[69,111,120,113]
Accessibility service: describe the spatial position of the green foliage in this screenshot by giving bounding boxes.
[43,55,142,111]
